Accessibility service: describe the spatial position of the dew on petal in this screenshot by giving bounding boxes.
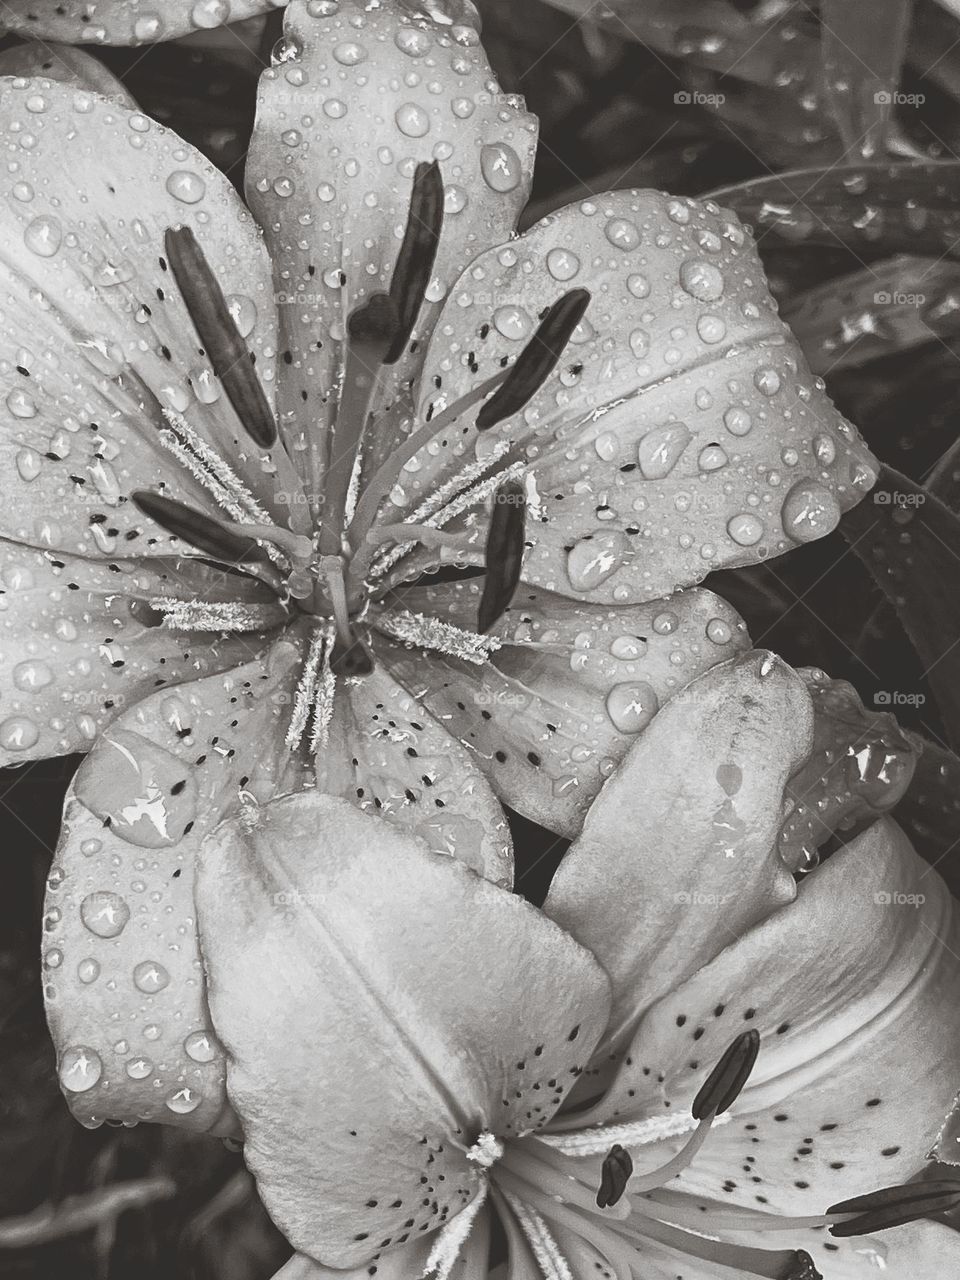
[606,681,659,733]
[77,958,101,985]
[637,422,691,479]
[480,142,522,192]
[80,891,130,939]
[679,258,724,301]
[165,170,207,204]
[133,961,171,994]
[165,1086,201,1115]
[781,480,841,543]
[566,532,628,591]
[24,214,62,257]
[60,1046,102,1093]
[184,1029,220,1063]
[727,513,765,546]
[0,716,39,751]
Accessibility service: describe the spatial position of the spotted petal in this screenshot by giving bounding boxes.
[245,0,536,493]
[316,658,512,884]
[372,577,750,835]
[714,1220,960,1279]
[43,643,309,1132]
[0,0,277,45]
[195,789,610,1269]
[593,819,960,1216]
[266,1230,491,1280]
[0,42,137,103]
[0,540,283,763]
[399,189,876,603]
[0,77,283,561]
[543,650,813,1061]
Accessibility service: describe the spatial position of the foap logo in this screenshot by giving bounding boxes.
[874,690,926,708]
[874,90,925,106]
[873,290,926,307]
[874,890,926,907]
[674,889,737,907]
[873,489,926,507]
[473,689,530,708]
[674,89,726,107]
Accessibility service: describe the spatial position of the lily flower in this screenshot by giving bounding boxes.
[18,0,870,1115]
[48,651,960,1278]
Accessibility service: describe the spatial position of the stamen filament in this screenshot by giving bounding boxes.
[619,1215,813,1280]
[500,1144,629,1222]
[633,1192,837,1235]
[374,609,501,665]
[363,522,465,551]
[320,555,355,650]
[627,1115,716,1193]
[497,1190,575,1280]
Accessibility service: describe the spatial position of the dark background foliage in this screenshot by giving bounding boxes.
[3,0,960,1274]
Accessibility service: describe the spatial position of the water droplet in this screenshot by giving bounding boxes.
[133,13,162,38]
[781,480,841,543]
[0,716,39,751]
[165,171,206,204]
[334,39,367,63]
[60,1045,103,1093]
[224,294,257,338]
[6,388,36,419]
[605,218,640,250]
[727,513,764,546]
[698,443,728,472]
[480,142,522,193]
[190,0,229,27]
[652,611,678,635]
[126,1057,153,1079]
[13,660,53,691]
[44,948,63,969]
[706,617,733,644]
[133,961,171,994]
[753,367,781,396]
[594,431,618,461]
[24,214,62,257]
[80,891,130,939]
[627,273,650,299]
[696,314,726,343]
[184,1029,220,1062]
[77,958,101,984]
[15,448,41,482]
[611,634,646,660]
[444,184,468,214]
[395,102,430,137]
[679,258,724,301]
[546,247,580,281]
[628,328,649,359]
[75,730,197,849]
[566,532,628,591]
[606,681,659,733]
[637,422,691,479]
[813,433,837,466]
[165,1086,201,1115]
[493,305,532,341]
[395,27,431,56]
[723,407,752,436]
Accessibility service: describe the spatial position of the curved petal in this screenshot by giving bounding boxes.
[268,1212,490,1279]
[0,540,283,763]
[543,650,812,1060]
[43,642,309,1132]
[0,78,282,560]
[245,0,537,492]
[373,578,750,835]
[0,42,137,103]
[1,0,277,46]
[317,657,512,884]
[400,189,876,603]
[196,790,611,1268]
[717,1219,960,1279]
[592,820,960,1217]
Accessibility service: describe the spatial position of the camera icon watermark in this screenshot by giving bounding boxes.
[874,890,926,907]
[874,690,926,708]
[674,889,736,906]
[674,90,726,107]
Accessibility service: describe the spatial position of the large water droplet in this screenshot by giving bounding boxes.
[75,730,197,849]
[781,480,841,543]
[0,716,39,751]
[637,422,691,479]
[165,171,207,204]
[133,960,171,994]
[395,102,430,137]
[480,142,522,193]
[727,513,764,546]
[24,214,62,257]
[184,1029,221,1062]
[80,890,130,938]
[165,1085,201,1115]
[606,681,659,733]
[546,247,580,281]
[679,258,724,301]
[60,1045,102,1093]
[566,532,628,591]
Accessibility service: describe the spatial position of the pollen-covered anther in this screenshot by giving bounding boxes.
[376,609,502,665]
[466,1131,504,1169]
[827,1177,960,1237]
[476,288,591,431]
[596,1143,633,1209]
[148,598,280,633]
[692,1028,761,1120]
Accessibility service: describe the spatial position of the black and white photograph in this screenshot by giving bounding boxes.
[1,1,960,1277]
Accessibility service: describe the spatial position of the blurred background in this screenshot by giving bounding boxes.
[4,0,960,1274]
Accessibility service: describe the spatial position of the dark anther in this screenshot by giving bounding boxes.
[348,291,400,353]
[476,289,590,431]
[330,634,375,678]
[132,490,268,567]
[784,1250,823,1279]
[828,1178,960,1237]
[692,1029,761,1121]
[385,160,444,365]
[477,477,526,633]
[596,1144,633,1209]
[164,225,278,448]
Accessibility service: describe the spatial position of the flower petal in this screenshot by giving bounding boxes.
[195,789,611,1269]
[402,190,876,602]
[594,819,960,1215]
[542,650,812,1059]
[1,0,277,46]
[0,42,137,103]
[373,578,750,835]
[0,540,283,763]
[720,1220,960,1279]
[245,0,536,491]
[43,643,309,1132]
[0,78,282,560]
[318,658,512,884]
[267,1218,490,1280]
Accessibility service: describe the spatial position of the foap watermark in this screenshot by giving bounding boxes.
[473,689,530,708]
[874,90,925,107]
[874,690,926,708]
[873,489,925,508]
[873,290,926,307]
[674,89,726,107]
[874,890,926,907]
[674,889,736,907]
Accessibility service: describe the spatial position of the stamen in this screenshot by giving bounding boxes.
[827,1178,960,1237]
[422,1181,488,1280]
[386,160,444,365]
[309,631,337,755]
[477,477,526,633]
[596,1145,633,1210]
[540,1111,715,1156]
[467,1132,504,1169]
[286,627,328,751]
[363,522,465,551]
[375,609,502,665]
[476,290,590,432]
[624,1216,820,1280]
[148,599,281,632]
[164,226,277,448]
[320,293,400,555]
[626,1117,715,1194]
[160,408,273,523]
[132,490,270,568]
[498,1190,574,1280]
[692,1029,760,1120]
